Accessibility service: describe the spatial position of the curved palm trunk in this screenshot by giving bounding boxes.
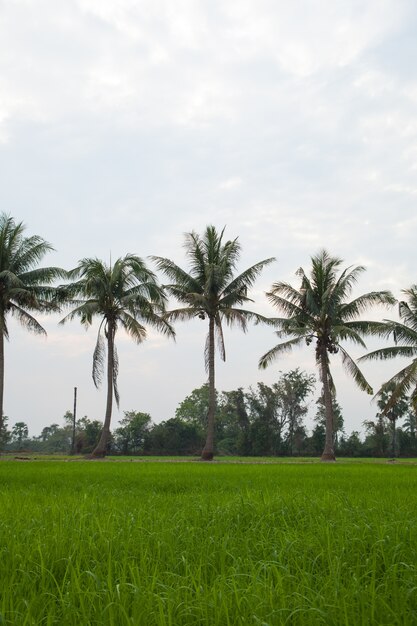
[91,326,114,458]
[319,348,336,462]
[201,317,215,461]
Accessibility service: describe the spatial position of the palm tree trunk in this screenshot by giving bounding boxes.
[91,326,114,458]
[0,330,4,448]
[202,317,215,460]
[320,349,336,462]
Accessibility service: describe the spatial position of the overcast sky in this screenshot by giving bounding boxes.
[1,0,416,437]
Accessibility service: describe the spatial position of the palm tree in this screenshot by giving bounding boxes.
[360,286,417,413]
[0,213,64,440]
[152,225,275,460]
[60,255,175,458]
[259,250,395,461]
[376,382,408,457]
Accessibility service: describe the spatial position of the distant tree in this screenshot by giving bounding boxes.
[39,423,60,442]
[259,249,395,461]
[175,384,212,433]
[376,382,408,457]
[245,370,315,456]
[308,423,326,456]
[79,419,103,454]
[246,382,283,455]
[292,424,308,456]
[60,255,174,457]
[175,385,238,453]
[145,418,203,455]
[0,213,64,437]
[403,410,417,441]
[341,430,363,457]
[152,225,274,460]
[218,388,250,455]
[277,369,316,454]
[113,411,152,455]
[0,415,11,450]
[363,416,389,457]
[11,422,29,450]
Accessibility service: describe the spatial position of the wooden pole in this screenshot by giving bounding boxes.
[71,387,77,455]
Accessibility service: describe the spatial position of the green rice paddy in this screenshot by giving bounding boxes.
[0,459,416,625]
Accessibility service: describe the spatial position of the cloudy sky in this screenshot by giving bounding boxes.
[1,0,416,436]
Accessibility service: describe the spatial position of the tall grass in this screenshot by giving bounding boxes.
[0,462,416,625]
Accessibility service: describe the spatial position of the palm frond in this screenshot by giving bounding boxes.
[333,325,367,348]
[119,312,147,344]
[341,291,396,320]
[266,291,306,318]
[374,359,417,412]
[164,307,204,323]
[113,343,120,408]
[92,326,105,389]
[9,305,46,335]
[215,314,226,362]
[338,345,373,394]
[223,257,275,297]
[259,336,306,369]
[359,345,417,362]
[204,330,210,374]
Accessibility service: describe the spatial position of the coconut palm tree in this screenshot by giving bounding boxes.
[259,250,395,461]
[152,225,275,460]
[360,286,417,413]
[60,255,174,457]
[0,213,64,440]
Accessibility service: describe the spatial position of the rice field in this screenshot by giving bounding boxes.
[0,459,416,625]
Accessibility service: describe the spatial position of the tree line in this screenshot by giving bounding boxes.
[3,372,417,458]
[0,214,416,461]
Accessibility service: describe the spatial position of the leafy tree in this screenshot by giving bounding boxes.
[245,370,315,456]
[340,430,363,457]
[246,382,284,455]
[60,255,174,457]
[145,418,203,455]
[360,286,417,412]
[0,213,64,436]
[308,423,326,456]
[11,421,29,449]
[363,416,389,457]
[39,423,60,442]
[175,384,212,433]
[34,419,71,453]
[77,419,103,454]
[0,415,11,450]
[175,384,244,454]
[259,250,395,461]
[276,369,316,454]
[218,388,250,455]
[113,411,152,455]
[152,225,274,460]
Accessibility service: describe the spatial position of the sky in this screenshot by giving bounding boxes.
[0,0,416,437]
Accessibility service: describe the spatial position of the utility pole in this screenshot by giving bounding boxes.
[71,387,77,455]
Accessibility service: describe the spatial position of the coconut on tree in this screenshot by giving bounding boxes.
[152,225,275,460]
[59,255,174,457]
[259,249,395,461]
[0,213,65,443]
